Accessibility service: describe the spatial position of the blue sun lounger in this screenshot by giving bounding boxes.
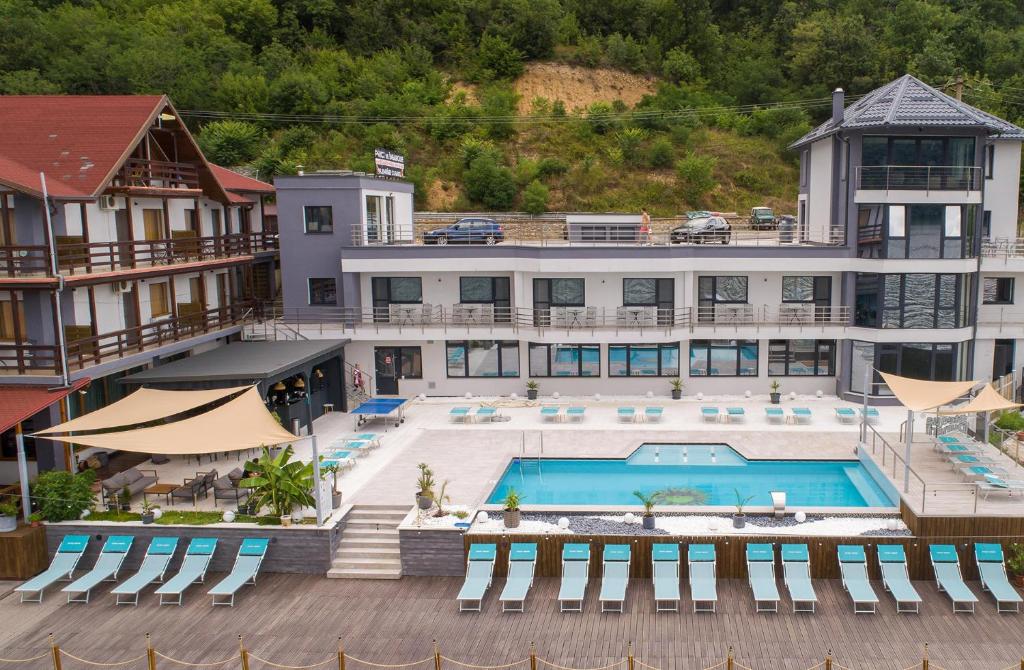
[688,544,717,613]
[16,534,89,603]
[458,544,496,612]
[652,544,680,612]
[599,544,631,613]
[449,407,471,423]
[930,545,978,613]
[746,544,780,613]
[860,407,880,423]
[835,407,857,424]
[781,544,817,613]
[499,543,537,612]
[111,537,179,606]
[876,545,921,613]
[155,538,218,606]
[791,407,812,424]
[617,407,636,423]
[566,407,586,422]
[540,406,561,422]
[726,407,745,423]
[62,535,134,604]
[209,538,270,606]
[764,407,784,424]
[644,406,664,422]
[473,407,498,423]
[700,407,719,423]
[975,543,1022,613]
[558,543,591,612]
[938,442,979,455]
[346,433,380,447]
[838,545,878,613]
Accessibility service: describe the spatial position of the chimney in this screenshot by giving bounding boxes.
[832,88,845,124]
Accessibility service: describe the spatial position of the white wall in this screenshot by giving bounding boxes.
[983,140,1022,240]
[807,138,834,229]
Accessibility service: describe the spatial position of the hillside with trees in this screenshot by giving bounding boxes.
[2,0,1023,214]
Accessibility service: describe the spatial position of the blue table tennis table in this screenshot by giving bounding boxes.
[352,397,408,430]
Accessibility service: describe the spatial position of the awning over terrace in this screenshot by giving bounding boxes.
[879,372,978,411]
[938,384,1023,415]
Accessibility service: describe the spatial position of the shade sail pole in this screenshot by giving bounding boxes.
[903,409,913,493]
[15,425,31,523]
[310,434,324,527]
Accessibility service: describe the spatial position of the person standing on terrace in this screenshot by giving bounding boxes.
[640,208,652,245]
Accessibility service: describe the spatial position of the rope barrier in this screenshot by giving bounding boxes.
[0,652,51,663]
[59,650,148,666]
[154,652,240,667]
[440,657,530,669]
[536,659,626,670]
[344,655,434,668]
[247,654,337,669]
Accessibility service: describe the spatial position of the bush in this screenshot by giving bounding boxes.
[474,34,524,81]
[459,137,500,170]
[537,157,569,178]
[464,155,517,210]
[522,179,550,215]
[586,102,617,135]
[615,128,648,163]
[647,138,675,168]
[197,120,265,166]
[605,33,644,72]
[675,152,717,205]
[662,47,701,84]
[31,470,96,522]
[996,412,1024,432]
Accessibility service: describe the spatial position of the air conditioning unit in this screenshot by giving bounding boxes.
[98,195,118,211]
[112,280,132,294]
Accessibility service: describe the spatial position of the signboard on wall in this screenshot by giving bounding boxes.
[374,148,405,178]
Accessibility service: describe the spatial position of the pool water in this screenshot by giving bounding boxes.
[487,444,896,508]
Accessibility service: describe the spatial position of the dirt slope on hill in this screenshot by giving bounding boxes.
[513,62,657,113]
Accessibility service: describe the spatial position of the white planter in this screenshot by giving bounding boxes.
[0,515,16,532]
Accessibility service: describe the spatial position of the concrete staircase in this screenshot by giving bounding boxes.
[328,505,407,579]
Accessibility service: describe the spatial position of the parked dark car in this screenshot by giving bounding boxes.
[748,206,777,230]
[422,218,504,245]
[670,216,731,244]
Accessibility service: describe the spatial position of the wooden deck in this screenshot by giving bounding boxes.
[1,574,1022,670]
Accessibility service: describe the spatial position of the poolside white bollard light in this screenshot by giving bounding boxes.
[150,508,161,521]
[624,513,636,524]
[477,511,489,523]
[744,390,751,398]
[708,518,718,532]
[223,510,236,523]
[552,392,560,399]
[594,393,601,401]
[789,391,797,400]
[418,393,426,401]
[816,390,823,398]
[510,392,518,400]
[646,391,654,398]
[558,517,570,529]
[794,511,806,523]
[696,392,703,400]
[465,392,473,399]
[886,518,898,531]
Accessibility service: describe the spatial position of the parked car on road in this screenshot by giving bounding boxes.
[422,218,504,245]
[748,207,777,230]
[670,216,731,244]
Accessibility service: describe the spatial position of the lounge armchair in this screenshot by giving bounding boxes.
[111,537,179,606]
[781,544,817,613]
[213,469,249,506]
[558,543,591,612]
[449,407,471,423]
[473,407,498,423]
[652,544,680,612]
[15,534,89,603]
[974,543,1023,613]
[499,543,537,612]
[764,407,784,424]
[155,538,218,606]
[746,544,780,613]
[101,467,158,506]
[171,470,216,506]
[540,406,562,422]
[876,544,921,613]
[726,407,746,423]
[838,545,878,613]
[930,544,978,613]
[457,544,496,612]
[599,544,631,613]
[209,538,270,606]
[688,544,717,613]
[644,406,664,423]
[565,407,586,422]
[860,407,880,423]
[63,535,134,604]
[617,407,636,423]
[700,407,720,423]
[834,407,857,424]
[791,408,812,424]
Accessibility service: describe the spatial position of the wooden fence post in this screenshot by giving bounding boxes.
[434,640,442,670]
[530,643,537,670]
[239,636,250,670]
[147,633,157,670]
[338,639,345,670]
[726,646,734,670]
[627,642,634,670]
[921,644,928,670]
[48,634,62,670]
[824,650,832,670]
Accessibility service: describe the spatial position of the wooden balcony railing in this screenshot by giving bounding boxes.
[0,232,277,278]
[110,158,200,191]
[0,302,255,376]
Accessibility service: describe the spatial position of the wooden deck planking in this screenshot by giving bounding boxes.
[0,574,1022,670]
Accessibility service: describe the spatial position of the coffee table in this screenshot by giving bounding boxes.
[143,483,177,506]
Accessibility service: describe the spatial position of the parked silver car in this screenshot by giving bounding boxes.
[670,216,731,244]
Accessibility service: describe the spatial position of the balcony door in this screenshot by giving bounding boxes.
[122,284,140,348]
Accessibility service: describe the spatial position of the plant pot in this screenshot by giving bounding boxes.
[142,513,154,525]
[642,514,656,530]
[671,389,682,400]
[106,502,118,512]
[332,492,343,509]
[1013,573,1024,588]
[417,494,433,510]
[119,503,131,512]
[503,509,521,528]
[237,503,249,515]
[733,513,746,529]
[280,514,292,527]
[0,515,16,533]
[527,389,538,400]
[769,393,781,404]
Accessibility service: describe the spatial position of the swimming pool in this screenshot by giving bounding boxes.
[486,444,896,508]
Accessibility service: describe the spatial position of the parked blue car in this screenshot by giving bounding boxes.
[422,218,504,245]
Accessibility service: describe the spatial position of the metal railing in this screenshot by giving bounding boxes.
[111,158,200,191]
[856,165,981,191]
[982,237,1024,260]
[350,218,846,248]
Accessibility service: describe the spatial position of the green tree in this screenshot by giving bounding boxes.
[647,138,675,168]
[662,47,701,84]
[0,69,61,94]
[208,0,277,48]
[198,120,265,166]
[522,179,550,215]
[675,152,717,205]
[473,33,524,81]
[464,155,517,210]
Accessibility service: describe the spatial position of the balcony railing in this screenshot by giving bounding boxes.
[982,237,1024,260]
[0,302,254,376]
[856,165,981,191]
[0,232,277,278]
[349,219,845,248]
[110,158,200,191]
[257,304,851,336]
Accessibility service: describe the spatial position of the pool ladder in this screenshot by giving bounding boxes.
[519,431,544,482]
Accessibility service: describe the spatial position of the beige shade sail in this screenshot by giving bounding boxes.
[35,385,250,435]
[41,387,297,453]
[879,372,978,412]
[938,384,1023,415]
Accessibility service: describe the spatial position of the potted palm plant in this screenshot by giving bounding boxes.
[1007,543,1024,587]
[733,489,755,528]
[633,490,658,529]
[670,378,683,400]
[526,380,539,400]
[416,463,435,510]
[119,486,132,512]
[502,488,522,528]
[140,501,156,525]
[769,380,782,404]
[319,459,342,508]
[241,445,315,527]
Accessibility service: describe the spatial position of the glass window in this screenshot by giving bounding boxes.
[529,343,600,377]
[888,205,905,237]
[399,347,423,378]
[944,206,962,237]
[983,277,1014,304]
[372,277,422,306]
[859,273,966,329]
[533,278,584,309]
[767,339,836,376]
[304,206,333,234]
[308,278,337,305]
[608,343,680,377]
[459,276,511,320]
[853,341,964,393]
[861,136,887,167]
[782,277,831,310]
[697,276,748,322]
[689,340,758,377]
[446,340,519,377]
